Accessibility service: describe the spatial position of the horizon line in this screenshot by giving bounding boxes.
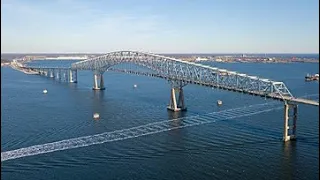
[1,52,319,55]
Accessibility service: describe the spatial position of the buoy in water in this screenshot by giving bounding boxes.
[93,113,100,119]
[217,100,222,106]
[133,84,137,88]
[43,89,48,94]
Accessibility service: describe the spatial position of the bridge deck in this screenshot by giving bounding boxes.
[20,66,319,107]
[28,67,71,70]
[109,68,319,106]
[283,97,319,106]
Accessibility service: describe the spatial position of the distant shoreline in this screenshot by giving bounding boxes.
[189,59,319,63]
[1,60,318,66]
[1,53,319,64]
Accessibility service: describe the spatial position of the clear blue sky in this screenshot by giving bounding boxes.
[1,0,319,53]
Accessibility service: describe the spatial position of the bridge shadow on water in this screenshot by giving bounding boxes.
[166,111,188,137]
[91,90,106,116]
[280,141,298,180]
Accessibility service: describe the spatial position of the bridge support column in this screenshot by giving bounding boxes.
[283,102,298,142]
[50,70,54,78]
[63,71,66,82]
[167,81,187,112]
[92,71,105,90]
[56,70,60,81]
[69,70,77,83]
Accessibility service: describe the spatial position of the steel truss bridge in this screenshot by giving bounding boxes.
[12,51,319,141]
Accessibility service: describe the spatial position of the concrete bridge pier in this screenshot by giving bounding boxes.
[69,70,77,83]
[92,71,105,90]
[55,70,61,81]
[167,81,187,112]
[283,102,298,142]
[49,70,54,78]
[62,70,67,82]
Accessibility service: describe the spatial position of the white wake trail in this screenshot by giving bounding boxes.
[1,102,281,162]
[2,93,318,162]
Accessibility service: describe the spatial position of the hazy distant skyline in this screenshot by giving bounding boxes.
[1,0,319,54]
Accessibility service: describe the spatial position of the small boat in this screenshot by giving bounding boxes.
[93,113,100,119]
[43,89,48,94]
[133,84,137,88]
[305,73,319,81]
[217,100,222,106]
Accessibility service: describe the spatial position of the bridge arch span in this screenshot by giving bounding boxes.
[71,51,193,75]
[71,51,293,99]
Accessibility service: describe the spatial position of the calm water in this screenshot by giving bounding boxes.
[1,61,319,180]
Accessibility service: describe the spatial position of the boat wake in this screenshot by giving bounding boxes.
[1,94,318,162]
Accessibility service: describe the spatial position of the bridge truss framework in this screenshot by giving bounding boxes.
[17,51,319,141]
